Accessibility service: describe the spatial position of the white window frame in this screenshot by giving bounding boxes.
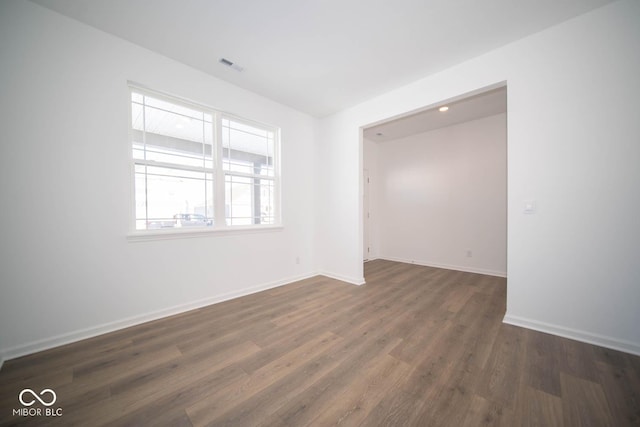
[127,84,281,241]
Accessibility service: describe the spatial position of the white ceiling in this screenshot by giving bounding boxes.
[364,86,507,142]
[31,0,614,117]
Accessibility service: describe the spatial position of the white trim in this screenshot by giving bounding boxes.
[0,272,317,362]
[129,81,224,116]
[214,110,226,225]
[134,159,211,174]
[127,225,284,242]
[223,170,276,181]
[318,271,366,286]
[274,126,282,229]
[378,256,507,278]
[503,314,640,357]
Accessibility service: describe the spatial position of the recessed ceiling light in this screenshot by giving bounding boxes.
[439,106,449,112]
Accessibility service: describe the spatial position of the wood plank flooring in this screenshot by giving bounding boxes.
[1,259,639,426]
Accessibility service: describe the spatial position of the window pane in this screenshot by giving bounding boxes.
[222,118,274,177]
[225,175,252,226]
[144,95,203,121]
[131,101,144,134]
[260,179,275,224]
[225,174,275,226]
[131,92,213,169]
[144,104,206,144]
[135,165,213,230]
[131,92,143,104]
[142,143,211,169]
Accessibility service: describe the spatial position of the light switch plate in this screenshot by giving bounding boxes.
[523,200,537,214]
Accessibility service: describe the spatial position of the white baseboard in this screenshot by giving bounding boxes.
[503,314,640,357]
[318,271,366,286]
[0,272,318,363]
[378,256,507,278]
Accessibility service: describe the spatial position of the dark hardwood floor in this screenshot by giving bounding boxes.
[1,260,639,426]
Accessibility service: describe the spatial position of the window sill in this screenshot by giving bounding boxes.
[127,225,283,242]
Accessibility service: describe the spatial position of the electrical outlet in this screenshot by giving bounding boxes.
[466,249,473,258]
[295,256,300,265]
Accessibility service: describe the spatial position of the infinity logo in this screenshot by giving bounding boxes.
[19,389,57,407]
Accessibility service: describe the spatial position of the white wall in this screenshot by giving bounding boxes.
[0,1,318,360]
[315,117,365,284]
[374,114,507,276]
[318,0,640,354]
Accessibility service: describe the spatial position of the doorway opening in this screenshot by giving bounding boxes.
[361,85,508,279]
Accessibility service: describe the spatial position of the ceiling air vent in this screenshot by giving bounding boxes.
[219,58,243,72]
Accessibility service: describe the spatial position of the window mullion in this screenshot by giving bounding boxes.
[142,95,149,229]
[214,113,227,227]
[133,159,211,174]
[274,127,281,226]
[222,170,274,180]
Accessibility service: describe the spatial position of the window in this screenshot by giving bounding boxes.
[130,87,280,232]
[223,118,276,225]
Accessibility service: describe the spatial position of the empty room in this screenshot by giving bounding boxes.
[1,0,638,426]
